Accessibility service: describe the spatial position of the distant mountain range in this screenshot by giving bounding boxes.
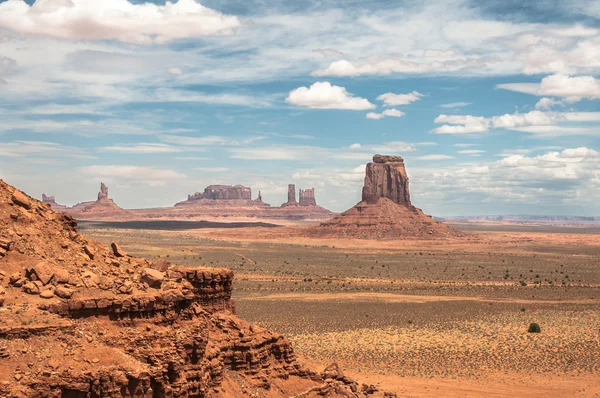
[436,215,600,223]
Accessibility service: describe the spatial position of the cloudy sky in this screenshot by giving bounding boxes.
[0,0,599,216]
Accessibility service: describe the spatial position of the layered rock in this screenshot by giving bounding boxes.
[281,184,298,207]
[41,194,66,210]
[0,179,391,397]
[362,155,411,205]
[68,182,123,215]
[299,188,317,206]
[97,182,109,201]
[176,185,269,207]
[316,154,463,239]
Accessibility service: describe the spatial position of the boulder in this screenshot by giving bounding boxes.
[141,268,165,289]
[83,245,95,260]
[11,190,31,210]
[31,262,55,285]
[111,243,126,257]
[55,286,74,299]
[40,289,54,299]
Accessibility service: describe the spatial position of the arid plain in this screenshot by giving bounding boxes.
[80,221,600,397]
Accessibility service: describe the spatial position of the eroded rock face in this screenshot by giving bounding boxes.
[299,188,317,206]
[187,185,252,201]
[0,179,386,397]
[97,182,109,201]
[316,154,463,239]
[362,155,411,206]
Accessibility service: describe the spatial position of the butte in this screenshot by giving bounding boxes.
[316,154,463,239]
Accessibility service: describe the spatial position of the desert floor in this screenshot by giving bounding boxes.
[81,223,600,397]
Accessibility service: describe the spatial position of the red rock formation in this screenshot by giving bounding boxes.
[362,155,411,205]
[281,184,299,207]
[299,188,317,206]
[41,194,67,210]
[0,179,392,397]
[97,182,109,201]
[177,185,269,207]
[316,155,463,239]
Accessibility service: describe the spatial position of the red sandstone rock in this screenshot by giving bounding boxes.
[11,190,31,210]
[316,154,463,239]
[111,242,126,257]
[299,188,317,206]
[363,154,411,205]
[0,178,388,397]
[97,182,109,201]
[141,267,165,288]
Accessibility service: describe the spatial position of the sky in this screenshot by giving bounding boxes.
[0,0,599,216]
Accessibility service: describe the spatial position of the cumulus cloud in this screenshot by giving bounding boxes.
[457,149,486,155]
[432,115,489,134]
[286,82,375,110]
[535,97,563,110]
[311,57,499,77]
[0,0,240,44]
[377,91,424,106]
[433,109,600,136]
[498,74,600,102]
[366,108,405,120]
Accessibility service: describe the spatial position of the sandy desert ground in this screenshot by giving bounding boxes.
[80,222,600,397]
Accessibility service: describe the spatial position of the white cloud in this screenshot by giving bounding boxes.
[441,102,471,108]
[350,143,362,149]
[457,149,486,155]
[434,109,600,136]
[424,49,456,57]
[0,140,91,159]
[432,115,489,134]
[417,154,455,160]
[79,165,185,187]
[0,0,240,44]
[195,167,230,172]
[286,82,375,110]
[99,143,183,154]
[498,74,600,102]
[168,67,183,76]
[366,112,384,120]
[366,108,405,120]
[535,97,563,110]
[377,91,424,106]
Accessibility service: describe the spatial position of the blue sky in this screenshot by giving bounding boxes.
[0,0,599,216]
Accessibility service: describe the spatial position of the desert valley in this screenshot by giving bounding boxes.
[1,0,599,396]
[1,155,598,397]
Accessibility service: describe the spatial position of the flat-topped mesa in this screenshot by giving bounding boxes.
[177,184,271,207]
[362,154,411,206]
[299,188,317,206]
[97,182,109,201]
[42,194,56,204]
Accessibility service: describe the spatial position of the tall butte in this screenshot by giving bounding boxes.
[318,154,462,238]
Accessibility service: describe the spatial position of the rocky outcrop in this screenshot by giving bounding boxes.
[97,182,109,201]
[362,155,411,205]
[299,188,317,206]
[176,185,270,207]
[281,184,298,207]
[0,179,390,397]
[316,154,463,239]
[42,194,67,210]
[65,182,123,216]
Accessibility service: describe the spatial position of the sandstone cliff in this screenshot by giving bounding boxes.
[176,185,269,207]
[41,194,67,210]
[316,155,462,239]
[0,180,389,397]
